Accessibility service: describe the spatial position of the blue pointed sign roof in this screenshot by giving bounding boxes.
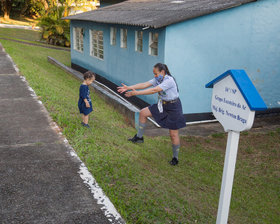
[205,69,267,111]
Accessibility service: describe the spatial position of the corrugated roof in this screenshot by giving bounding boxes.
[63,0,257,28]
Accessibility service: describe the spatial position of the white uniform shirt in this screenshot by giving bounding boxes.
[149,75,179,101]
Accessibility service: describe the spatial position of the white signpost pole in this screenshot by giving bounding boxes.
[216,130,240,224]
[206,70,267,224]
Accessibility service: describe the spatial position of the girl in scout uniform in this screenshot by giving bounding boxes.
[117,63,186,165]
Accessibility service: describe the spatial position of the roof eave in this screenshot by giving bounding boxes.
[62,17,161,28]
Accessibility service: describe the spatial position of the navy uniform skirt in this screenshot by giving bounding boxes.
[148,98,186,130]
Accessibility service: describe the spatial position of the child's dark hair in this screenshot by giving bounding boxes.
[83,71,96,80]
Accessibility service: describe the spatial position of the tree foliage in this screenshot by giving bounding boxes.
[28,0,47,18]
[0,0,99,19]
[37,0,99,47]
[0,0,99,47]
[0,0,48,19]
[38,5,70,47]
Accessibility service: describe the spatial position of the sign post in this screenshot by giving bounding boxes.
[216,130,239,224]
[205,70,267,224]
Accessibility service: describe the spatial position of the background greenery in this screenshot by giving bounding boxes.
[0,0,99,47]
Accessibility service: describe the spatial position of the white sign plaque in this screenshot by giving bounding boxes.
[211,75,255,132]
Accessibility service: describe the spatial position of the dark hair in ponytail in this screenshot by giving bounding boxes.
[154,63,171,76]
[154,63,179,92]
[163,64,171,76]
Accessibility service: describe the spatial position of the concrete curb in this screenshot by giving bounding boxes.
[47,56,141,129]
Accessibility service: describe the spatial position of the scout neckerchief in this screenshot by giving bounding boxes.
[157,75,179,113]
[157,75,166,113]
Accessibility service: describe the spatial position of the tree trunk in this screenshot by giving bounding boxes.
[3,12,9,20]
[1,0,12,20]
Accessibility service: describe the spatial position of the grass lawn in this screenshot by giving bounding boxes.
[0,27,69,50]
[0,27,41,42]
[0,16,37,26]
[1,37,280,224]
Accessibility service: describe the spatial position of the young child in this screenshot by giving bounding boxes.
[78,71,96,128]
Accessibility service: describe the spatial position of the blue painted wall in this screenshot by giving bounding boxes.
[165,0,280,114]
[70,20,165,103]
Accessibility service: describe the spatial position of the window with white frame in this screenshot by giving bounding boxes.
[120,28,127,48]
[110,27,117,46]
[74,27,84,52]
[135,31,143,52]
[149,32,158,56]
[90,29,104,60]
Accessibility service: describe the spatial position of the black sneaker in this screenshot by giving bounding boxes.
[128,134,144,143]
[81,122,85,126]
[169,157,179,166]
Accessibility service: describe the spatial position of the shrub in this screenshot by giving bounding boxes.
[38,6,70,47]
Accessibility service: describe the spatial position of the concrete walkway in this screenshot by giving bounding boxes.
[0,44,124,223]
